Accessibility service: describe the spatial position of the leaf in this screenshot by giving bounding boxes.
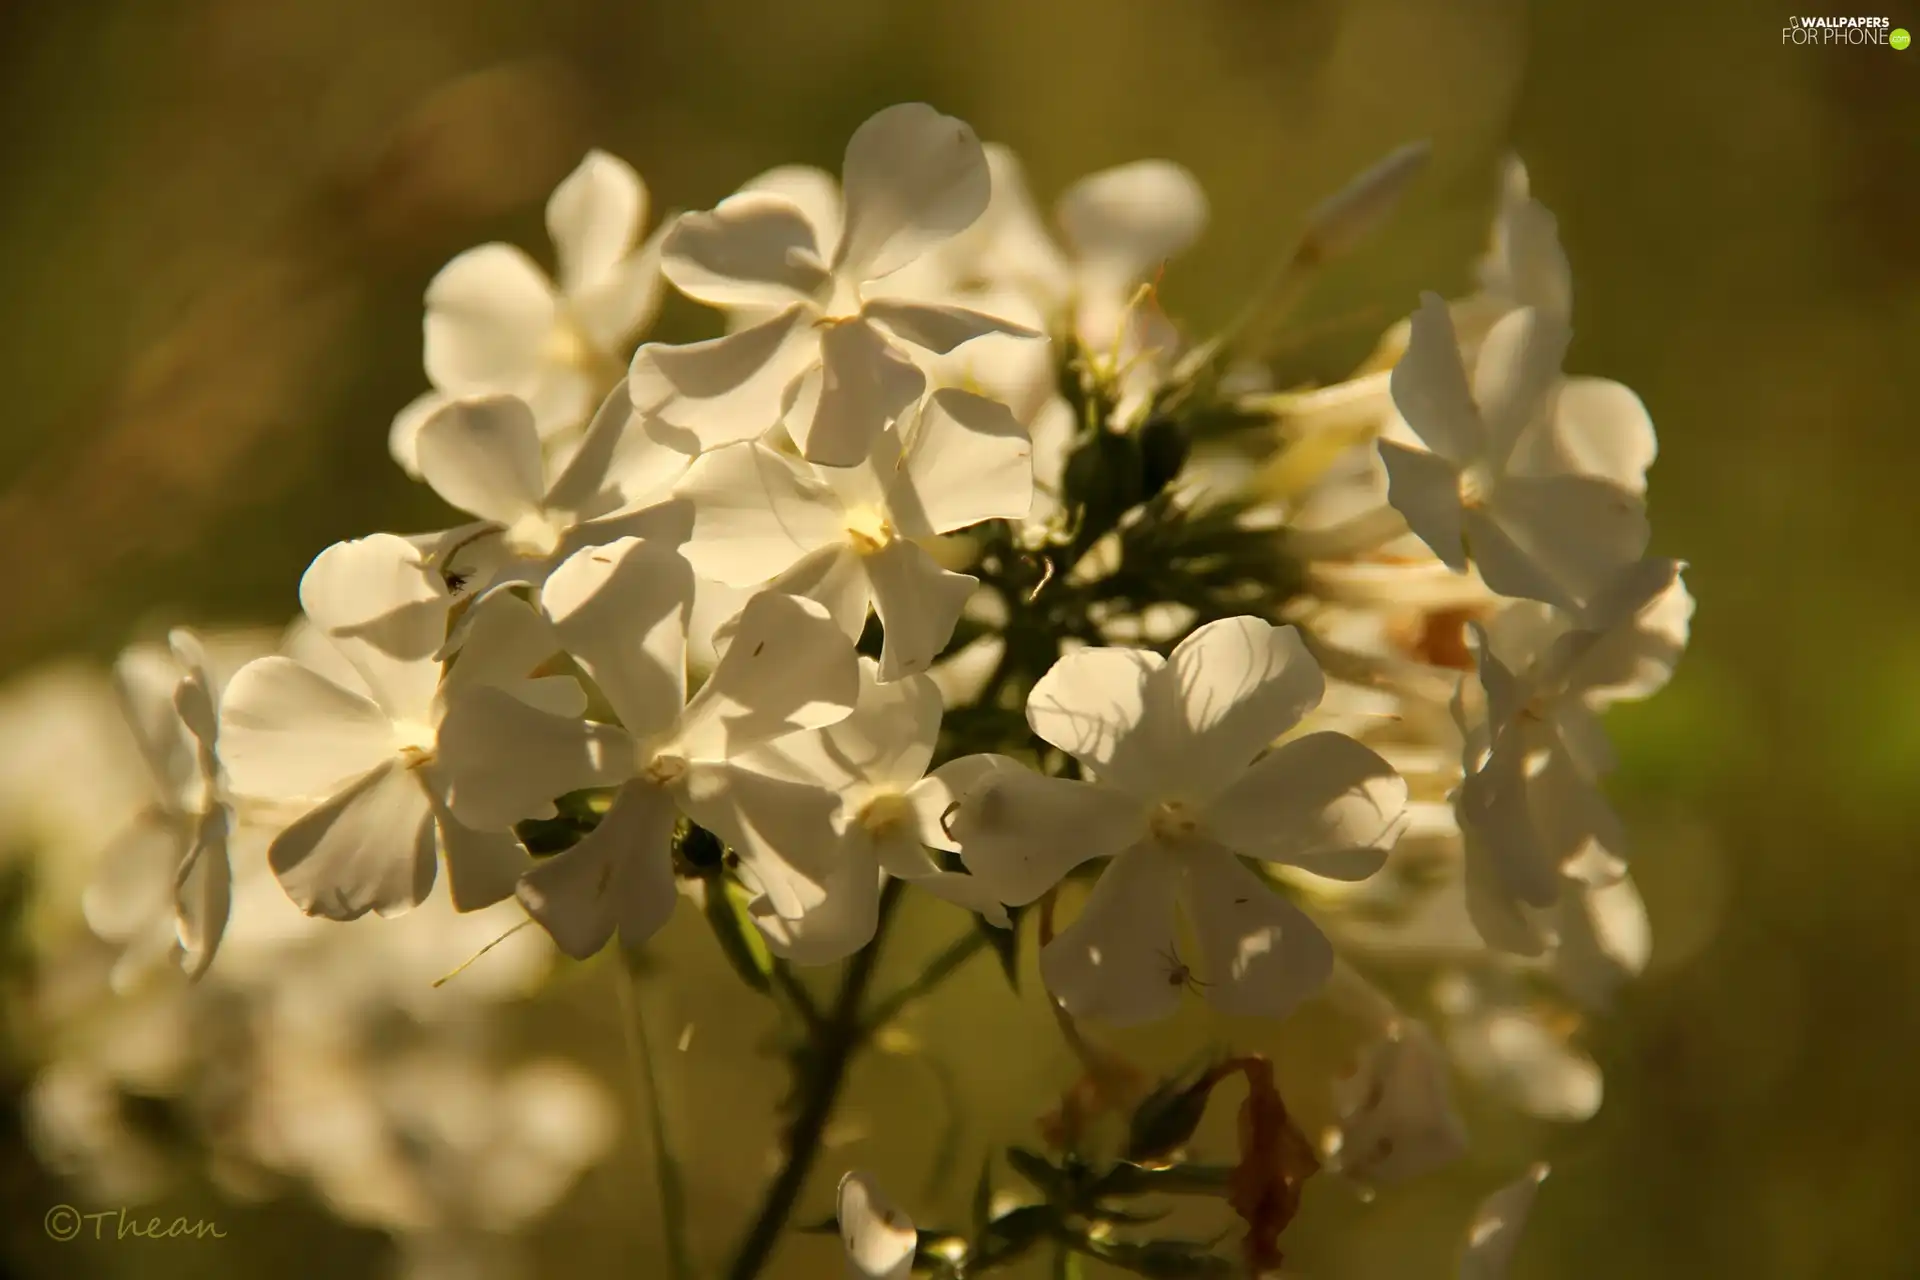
[701,874,774,995]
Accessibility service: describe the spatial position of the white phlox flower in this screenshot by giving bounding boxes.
[393,150,668,472]
[1380,292,1651,610]
[672,386,1033,680]
[409,388,693,605]
[1324,1017,1469,1186]
[432,538,861,959]
[838,1170,917,1280]
[945,617,1408,1025]
[730,659,1008,964]
[218,535,581,921]
[1434,969,1602,1122]
[1459,1163,1551,1280]
[631,103,1039,467]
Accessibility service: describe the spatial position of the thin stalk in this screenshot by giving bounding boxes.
[617,963,696,1280]
[862,928,991,1034]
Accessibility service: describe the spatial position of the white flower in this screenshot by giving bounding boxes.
[631,103,1038,467]
[946,617,1407,1024]
[1459,1164,1550,1280]
[838,1170,916,1280]
[1325,1018,1469,1186]
[1380,293,1650,609]
[672,386,1032,679]
[410,390,692,602]
[218,536,573,920]
[433,540,861,958]
[1435,971,1601,1121]
[393,150,666,472]
[733,660,1008,963]
[85,629,231,981]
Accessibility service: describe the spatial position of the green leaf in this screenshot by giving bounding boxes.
[701,875,774,995]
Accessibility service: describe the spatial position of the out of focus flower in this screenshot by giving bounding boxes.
[1459,1163,1551,1280]
[837,1170,917,1279]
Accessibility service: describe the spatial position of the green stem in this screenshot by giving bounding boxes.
[724,879,906,1280]
[863,928,991,1034]
[618,964,696,1280]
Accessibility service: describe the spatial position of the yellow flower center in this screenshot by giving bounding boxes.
[855,790,913,837]
[504,510,566,560]
[844,505,895,556]
[643,752,688,786]
[1457,465,1493,511]
[1149,799,1204,844]
[393,721,438,769]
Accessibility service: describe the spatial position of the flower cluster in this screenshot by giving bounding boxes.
[37,105,1689,1276]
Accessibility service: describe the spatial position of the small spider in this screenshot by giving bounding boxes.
[1159,945,1210,996]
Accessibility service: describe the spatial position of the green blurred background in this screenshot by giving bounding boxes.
[1,0,1915,1276]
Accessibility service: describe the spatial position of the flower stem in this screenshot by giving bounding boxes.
[617,961,696,1280]
[862,927,991,1034]
[724,878,906,1280]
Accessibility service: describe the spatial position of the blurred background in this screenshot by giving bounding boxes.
[0,0,1914,1276]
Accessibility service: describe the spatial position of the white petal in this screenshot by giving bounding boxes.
[741,164,844,250]
[424,243,558,392]
[414,394,549,526]
[837,1170,917,1280]
[834,103,991,281]
[661,193,829,309]
[1206,732,1404,865]
[741,659,940,792]
[1180,848,1334,1019]
[436,684,636,830]
[547,150,644,295]
[1056,159,1208,286]
[1471,306,1569,465]
[1389,294,1484,464]
[542,537,692,738]
[297,534,449,721]
[1159,617,1325,795]
[1457,742,1559,914]
[753,855,880,965]
[1479,475,1649,608]
[389,389,449,478]
[569,219,668,350]
[864,540,976,681]
[913,870,1012,928]
[268,761,436,920]
[1329,1020,1468,1185]
[674,591,859,760]
[218,657,396,802]
[861,299,1040,354]
[429,791,533,912]
[1459,1165,1550,1280]
[762,544,874,640]
[680,760,843,919]
[1025,646,1170,793]
[675,443,844,586]
[517,779,679,958]
[174,809,231,977]
[791,319,926,468]
[630,305,820,449]
[1528,377,1656,493]
[82,812,182,943]
[1378,440,1468,572]
[887,387,1033,537]
[948,761,1143,905]
[112,645,201,811]
[546,382,694,519]
[1039,843,1182,1026]
[442,591,563,695]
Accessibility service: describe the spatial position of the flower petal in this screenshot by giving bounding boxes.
[547,149,644,296]
[542,537,692,738]
[740,659,941,792]
[429,792,533,913]
[546,382,694,518]
[1478,475,1649,608]
[675,590,859,760]
[1056,159,1208,287]
[1471,306,1570,465]
[298,534,450,722]
[112,645,201,812]
[790,319,926,468]
[860,299,1040,354]
[661,192,829,309]
[834,103,991,281]
[1526,377,1656,493]
[517,779,679,958]
[414,394,550,526]
[886,387,1033,537]
[837,1170,917,1280]
[630,305,819,450]
[1026,646,1172,792]
[1459,1164,1551,1280]
[1378,440,1468,572]
[1180,848,1334,1020]
[389,389,448,478]
[681,760,843,919]
[424,243,557,392]
[751,854,880,966]
[675,442,844,586]
[741,164,844,250]
[762,543,873,641]
[1159,618,1326,794]
[436,684,635,830]
[1206,731,1404,866]
[218,656,396,802]
[268,760,436,920]
[1039,843,1183,1025]
[174,809,231,977]
[864,540,976,681]
[1388,293,1484,464]
[949,762,1143,905]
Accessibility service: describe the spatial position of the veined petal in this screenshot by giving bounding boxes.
[675,591,859,760]
[834,103,991,281]
[949,762,1143,905]
[414,394,549,526]
[837,1171,917,1280]
[630,305,819,449]
[1180,847,1334,1020]
[547,149,644,296]
[864,540,976,681]
[860,299,1040,354]
[680,760,843,919]
[174,809,231,977]
[424,243,558,392]
[297,534,449,722]
[1056,159,1208,287]
[1159,618,1326,796]
[675,442,844,586]
[886,387,1033,537]
[542,538,692,739]
[517,779,679,958]
[1206,732,1405,866]
[1039,842,1182,1026]
[1389,294,1484,464]
[741,659,941,792]
[269,760,437,920]
[1378,440,1469,573]
[436,684,636,830]
[218,657,396,802]
[661,192,829,309]
[1025,646,1171,794]
[792,319,926,468]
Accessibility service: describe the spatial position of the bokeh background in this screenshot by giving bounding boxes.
[1,0,1915,1276]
